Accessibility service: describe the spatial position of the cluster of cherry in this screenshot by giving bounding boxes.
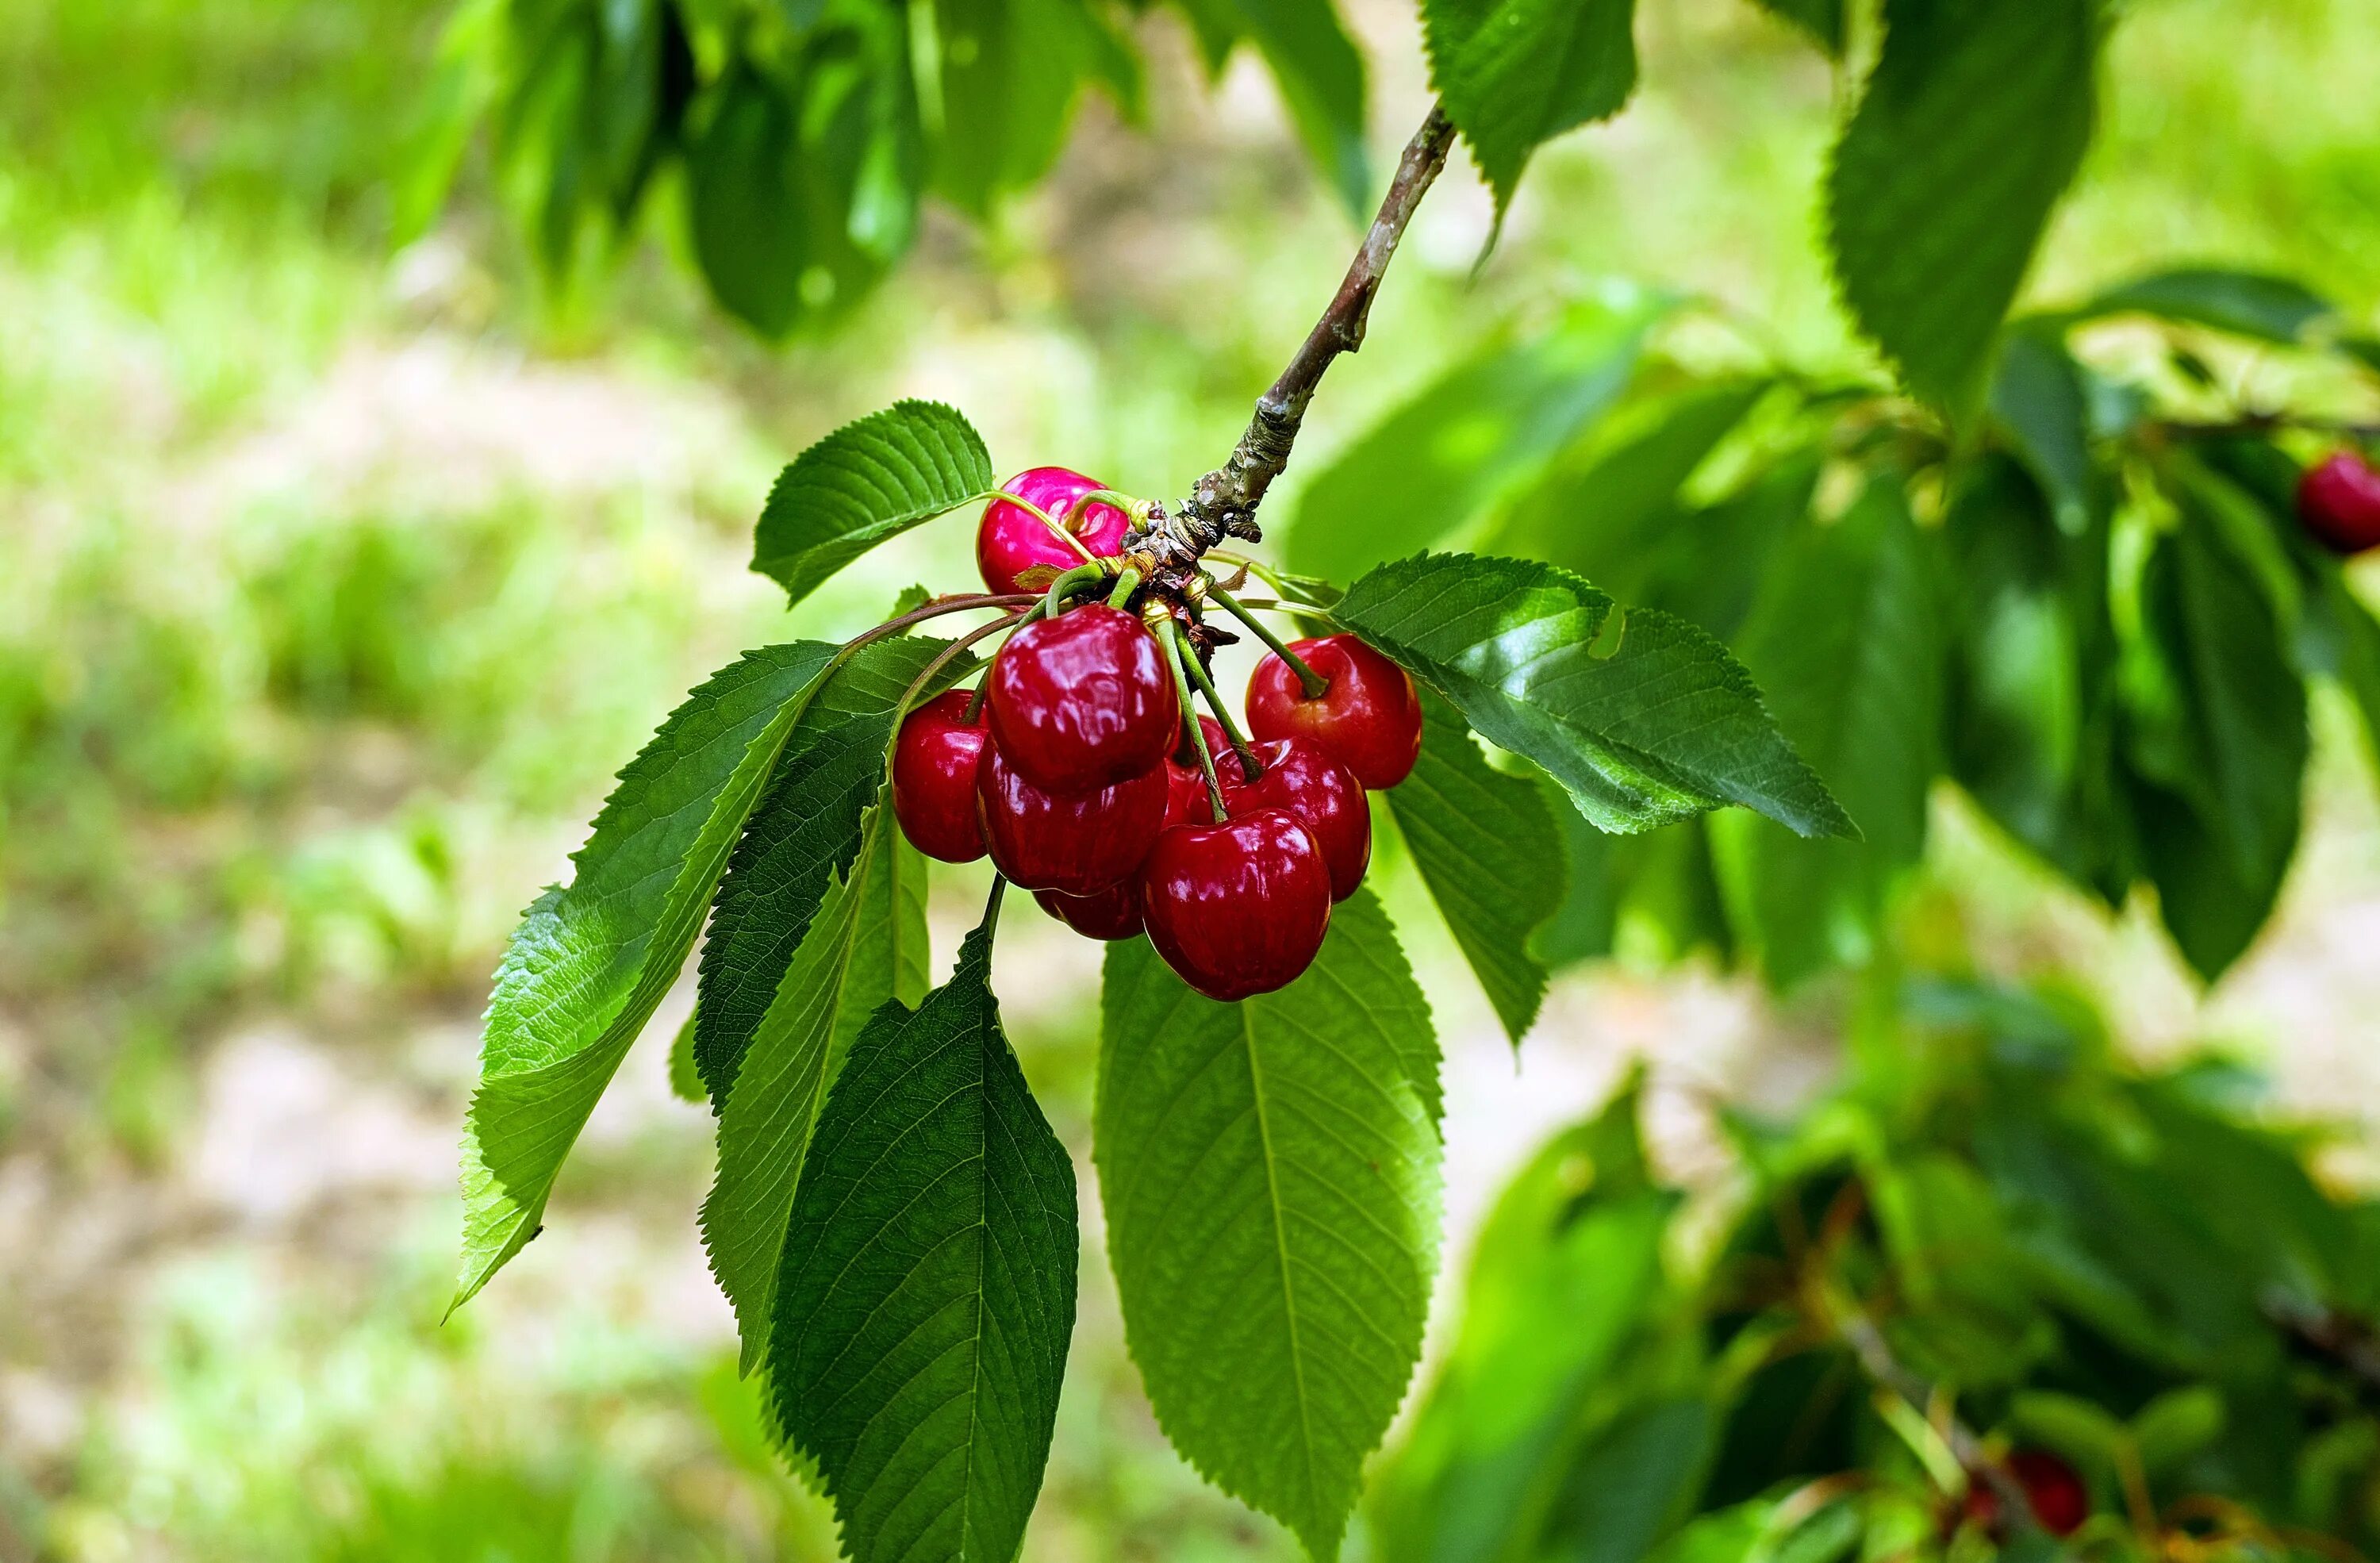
[889,467,1422,1000]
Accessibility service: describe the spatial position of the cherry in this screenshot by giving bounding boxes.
[977,742,1165,894]
[1964,1449,2089,1539]
[1177,713,1233,769]
[1216,737,1370,901]
[2297,451,2380,555]
[1246,633,1423,789]
[1139,809,1333,1000]
[1163,757,1215,830]
[986,604,1177,791]
[891,690,989,862]
[977,467,1132,596]
[1035,883,1143,940]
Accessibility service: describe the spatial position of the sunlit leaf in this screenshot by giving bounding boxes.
[750,401,997,608]
[1424,0,1638,210]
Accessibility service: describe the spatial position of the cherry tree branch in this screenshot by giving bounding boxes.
[1132,102,1459,569]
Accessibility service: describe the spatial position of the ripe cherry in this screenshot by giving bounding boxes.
[2297,451,2380,555]
[1163,757,1215,830]
[1246,633,1423,789]
[986,604,1177,791]
[1139,809,1333,1000]
[1035,883,1143,941]
[977,467,1132,596]
[1216,737,1370,901]
[891,690,989,862]
[977,742,1165,895]
[1964,1449,2089,1539]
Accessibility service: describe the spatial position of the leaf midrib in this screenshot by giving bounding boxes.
[1240,1001,1324,1526]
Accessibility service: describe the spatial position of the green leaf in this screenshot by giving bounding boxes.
[934,0,1140,217]
[2316,570,2380,774]
[1425,0,1638,210]
[1175,0,1371,216]
[2008,1391,2126,1474]
[693,636,967,1106]
[1286,290,1671,582]
[2082,267,2336,344]
[1748,0,1845,54]
[1824,0,2098,416]
[701,789,931,1373]
[1096,889,1441,1559]
[667,1008,704,1104]
[1990,321,2101,537]
[768,905,1078,1563]
[1333,552,1855,840]
[1712,480,1944,986]
[1636,454,1820,644]
[455,641,840,1312]
[750,401,997,609]
[1387,690,1569,1043]
[2131,1386,2225,1473]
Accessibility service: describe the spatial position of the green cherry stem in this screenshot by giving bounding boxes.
[1157,613,1229,824]
[1175,629,1262,782]
[1206,582,1330,698]
[881,609,1031,769]
[1042,561,1110,619]
[991,490,1102,566]
[962,601,1050,724]
[1105,566,1142,611]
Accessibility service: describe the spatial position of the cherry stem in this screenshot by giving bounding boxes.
[881,609,1029,767]
[1207,583,1330,699]
[993,490,1102,566]
[1042,561,1109,619]
[982,874,1008,931]
[835,593,1038,671]
[1105,566,1142,611]
[1159,616,1230,824]
[1176,632,1262,782]
[961,601,1049,724]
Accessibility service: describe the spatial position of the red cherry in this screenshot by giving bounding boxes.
[1246,634,1423,789]
[1035,883,1143,940]
[1139,809,1332,1000]
[1163,758,1215,830]
[977,743,1165,894]
[977,467,1132,595]
[2297,451,2380,555]
[986,605,1177,791]
[1176,713,1233,769]
[1964,1450,2089,1539]
[1216,737,1371,901]
[891,690,989,862]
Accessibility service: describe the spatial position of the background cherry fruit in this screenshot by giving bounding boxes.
[977,467,1132,595]
[890,690,989,862]
[1035,883,1143,940]
[1963,1449,2089,1538]
[987,604,1177,791]
[2297,450,2380,555]
[1139,808,1332,1000]
[1216,737,1370,901]
[977,743,1165,894]
[1246,633,1424,789]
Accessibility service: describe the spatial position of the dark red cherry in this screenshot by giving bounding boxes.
[1216,737,1370,901]
[1035,883,1143,941]
[1246,633,1423,789]
[977,467,1132,596]
[1139,809,1332,1001]
[2297,451,2380,555]
[1177,713,1232,768]
[977,743,1165,895]
[1964,1450,2089,1539]
[891,690,989,862]
[986,605,1177,791]
[1163,758,1215,830]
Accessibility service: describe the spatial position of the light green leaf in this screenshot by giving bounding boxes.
[1387,690,1568,1044]
[2317,570,2380,774]
[1096,889,1441,1559]
[2008,1390,2126,1473]
[1286,290,1671,582]
[1712,480,1944,986]
[1425,0,1638,209]
[2131,1386,2225,1473]
[1825,0,2098,416]
[2082,267,2335,344]
[1748,0,1844,54]
[751,400,997,607]
[668,1008,704,1104]
[1333,552,1856,839]
[701,791,930,1373]
[455,642,840,1312]
[769,907,1077,1563]
[1175,0,1371,216]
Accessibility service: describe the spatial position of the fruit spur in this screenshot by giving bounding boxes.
[886,465,1422,1000]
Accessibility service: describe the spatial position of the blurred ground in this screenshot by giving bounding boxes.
[2,0,2378,1557]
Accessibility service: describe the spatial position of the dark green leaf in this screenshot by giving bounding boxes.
[456,642,840,1311]
[2082,267,2336,344]
[1096,889,1441,1559]
[750,401,997,608]
[1714,480,1944,986]
[1635,454,1819,644]
[769,907,1077,1563]
[1824,0,2098,416]
[1333,552,1855,839]
[1388,690,1569,1043]
[934,0,1139,216]
[1990,321,2100,537]
[1287,292,1671,582]
[1175,0,1370,215]
[1425,0,1638,210]
[1748,0,1845,54]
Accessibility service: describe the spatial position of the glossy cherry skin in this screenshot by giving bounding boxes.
[1246,633,1423,789]
[1035,883,1143,940]
[1139,808,1333,1000]
[977,743,1165,894]
[986,604,1178,791]
[1964,1450,2089,1539]
[2298,451,2380,555]
[1162,758,1215,830]
[1176,713,1232,769]
[1216,737,1370,901]
[977,467,1132,596]
[891,691,989,862]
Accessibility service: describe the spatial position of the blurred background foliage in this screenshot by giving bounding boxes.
[1,0,2377,1557]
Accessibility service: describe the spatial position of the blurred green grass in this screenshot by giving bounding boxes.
[1,0,2375,1556]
